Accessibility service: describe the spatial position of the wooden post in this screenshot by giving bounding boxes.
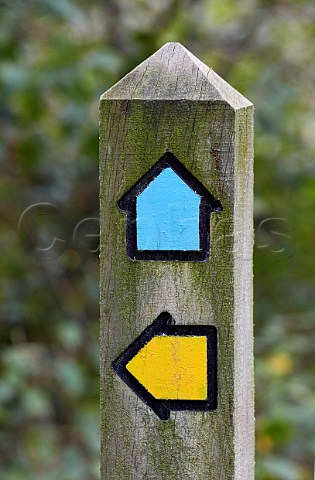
[100,42,254,480]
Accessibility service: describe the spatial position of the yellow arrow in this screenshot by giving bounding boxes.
[126,335,207,400]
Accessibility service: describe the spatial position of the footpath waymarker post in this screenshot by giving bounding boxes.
[100,43,254,480]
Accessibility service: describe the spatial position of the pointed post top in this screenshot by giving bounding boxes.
[101,42,252,109]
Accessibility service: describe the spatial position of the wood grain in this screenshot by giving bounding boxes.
[100,42,254,480]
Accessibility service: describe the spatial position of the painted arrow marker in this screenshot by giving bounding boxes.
[118,151,222,262]
[112,312,217,420]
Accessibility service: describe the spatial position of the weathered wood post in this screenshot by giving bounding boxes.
[100,42,254,479]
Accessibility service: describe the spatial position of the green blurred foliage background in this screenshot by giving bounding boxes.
[0,0,314,478]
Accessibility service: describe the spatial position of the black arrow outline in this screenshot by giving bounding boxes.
[111,312,217,420]
[118,152,223,262]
